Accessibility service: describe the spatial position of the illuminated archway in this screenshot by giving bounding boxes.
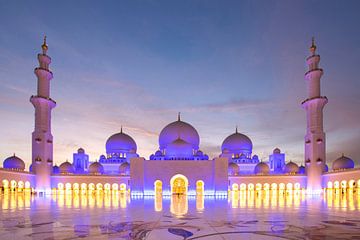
[170,174,188,195]
[88,183,95,191]
[112,183,119,191]
[154,180,163,195]
[286,183,293,190]
[349,180,355,189]
[334,181,340,189]
[294,183,301,190]
[248,183,254,191]
[24,181,31,189]
[279,183,285,190]
[2,179,9,189]
[240,183,247,191]
[10,180,17,190]
[73,183,80,190]
[196,180,204,195]
[341,180,347,189]
[57,183,64,190]
[232,183,239,191]
[271,183,277,190]
[104,183,111,191]
[119,183,126,193]
[263,183,270,190]
[327,181,333,189]
[81,183,87,190]
[357,180,360,188]
[96,183,103,191]
[65,183,72,191]
[255,183,262,191]
[18,181,24,190]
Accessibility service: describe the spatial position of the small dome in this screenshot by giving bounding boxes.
[284,161,299,174]
[106,130,137,155]
[221,130,252,155]
[53,165,60,174]
[89,162,104,175]
[159,118,200,151]
[196,150,203,156]
[166,138,193,158]
[155,150,163,156]
[273,148,281,154]
[298,165,306,174]
[3,155,25,170]
[254,162,270,175]
[119,162,130,175]
[59,161,74,174]
[332,155,354,171]
[77,148,85,154]
[228,162,239,176]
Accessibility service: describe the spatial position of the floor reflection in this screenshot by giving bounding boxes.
[1,190,360,239]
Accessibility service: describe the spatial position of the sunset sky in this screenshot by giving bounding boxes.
[0,0,359,168]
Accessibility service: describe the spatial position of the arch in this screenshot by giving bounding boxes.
[357,180,360,188]
[81,183,87,190]
[57,183,64,190]
[96,183,103,191]
[104,183,111,191]
[65,183,72,191]
[18,181,24,190]
[271,183,278,190]
[334,181,340,189]
[327,181,333,189]
[255,183,262,191]
[294,183,301,190]
[196,180,204,195]
[341,180,347,189]
[112,183,119,191]
[24,181,31,189]
[263,183,270,190]
[248,183,254,191]
[232,183,239,191]
[10,180,17,190]
[2,179,9,188]
[279,183,285,190]
[119,183,126,192]
[88,183,95,191]
[170,174,188,195]
[240,183,247,191]
[73,183,80,190]
[286,183,293,190]
[154,180,163,194]
[349,180,355,189]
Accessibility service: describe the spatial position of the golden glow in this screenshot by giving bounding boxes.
[73,183,79,190]
[263,183,270,190]
[271,183,277,190]
[334,181,340,189]
[119,183,126,193]
[89,183,95,191]
[154,194,162,211]
[349,180,355,189]
[232,183,239,191]
[57,183,64,190]
[196,180,204,195]
[10,180,17,190]
[112,183,119,191]
[294,183,300,190]
[96,183,103,191]
[154,180,162,195]
[279,183,285,190]
[240,183,246,191]
[286,183,293,190]
[327,181,333,189]
[170,195,188,216]
[170,174,188,195]
[341,180,347,189]
[81,183,87,190]
[104,183,111,191]
[65,183,72,191]
[248,183,254,191]
[255,183,262,191]
[2,179,9,188]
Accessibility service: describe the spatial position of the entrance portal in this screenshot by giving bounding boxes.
[170,174,188,195]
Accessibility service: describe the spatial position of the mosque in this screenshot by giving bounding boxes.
[0,38,359,196]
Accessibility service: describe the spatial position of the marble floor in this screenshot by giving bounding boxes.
[1,190,360,239]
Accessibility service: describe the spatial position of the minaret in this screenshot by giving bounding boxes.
[302,38,328,193]
[30,36,56,194]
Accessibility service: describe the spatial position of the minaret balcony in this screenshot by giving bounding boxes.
[34,67,53,80]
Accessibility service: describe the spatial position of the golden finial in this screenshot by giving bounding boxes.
[309,36,316,55]
[235,126,238,134]
[120,125,123,133]
[41,35,48,54]
[178,112,181,121]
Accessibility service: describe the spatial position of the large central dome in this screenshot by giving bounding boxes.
[159,115,200,151]
[106,129,137,155]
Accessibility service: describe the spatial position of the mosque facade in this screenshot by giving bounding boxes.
[0,38,359,196]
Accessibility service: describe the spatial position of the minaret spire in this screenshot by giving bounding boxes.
[120,125,123,133]
[178,112,181,121]
[235,126,238,134]
[302,38,328,193]
[30,37,56,194]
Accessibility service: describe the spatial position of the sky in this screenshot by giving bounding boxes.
[0,0,359,168]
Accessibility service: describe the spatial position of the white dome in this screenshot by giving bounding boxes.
[284,161,299,174]
[254,162,270,175]
[159,117,200,151]
[106,130,137,155]
[332,155,354,171]
[59,162,74,174]
[3,155,25,170]
[89,162,104,175]
[228,162,239,176]
[221,130,252,155]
